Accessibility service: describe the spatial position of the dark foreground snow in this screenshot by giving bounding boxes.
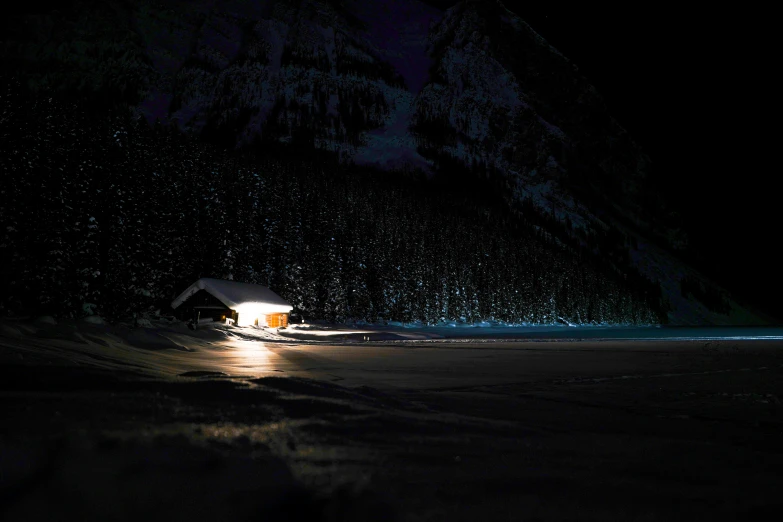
[1,319,783,521]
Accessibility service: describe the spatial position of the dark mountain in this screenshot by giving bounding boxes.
[0,0,768,324]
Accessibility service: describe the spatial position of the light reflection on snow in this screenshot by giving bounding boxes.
[208,339,279,375]
[151,334,283,377]
[0,321,288,378]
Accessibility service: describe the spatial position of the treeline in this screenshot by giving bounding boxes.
[0,84,666,324]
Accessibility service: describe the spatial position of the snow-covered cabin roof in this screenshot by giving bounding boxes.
[171,278,292,312]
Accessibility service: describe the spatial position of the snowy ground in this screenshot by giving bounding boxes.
[2,318,783,521]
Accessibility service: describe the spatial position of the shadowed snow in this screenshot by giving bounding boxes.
[2,317,783,522]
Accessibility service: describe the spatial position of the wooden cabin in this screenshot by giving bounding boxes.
[171,278,292,328]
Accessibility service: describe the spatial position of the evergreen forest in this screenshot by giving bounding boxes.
[0,82,667,325]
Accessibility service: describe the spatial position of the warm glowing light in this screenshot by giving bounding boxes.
[210,339,279,375]
[234,302,292,327]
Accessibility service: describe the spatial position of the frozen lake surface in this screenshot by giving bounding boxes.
[281,323,783,342]
[2,318,782,521]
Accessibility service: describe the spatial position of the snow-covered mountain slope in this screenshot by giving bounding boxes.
[409,0,766,325]
[414,1,663,235]
[1,0,768,324]
[130,0,440,169]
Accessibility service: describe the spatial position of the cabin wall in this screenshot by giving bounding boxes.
[235,311,288,328]
[264,313,289,328]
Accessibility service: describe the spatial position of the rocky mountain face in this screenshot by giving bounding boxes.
[1,0,762,324]
[130,0,439,164]
[415,1,660,233]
